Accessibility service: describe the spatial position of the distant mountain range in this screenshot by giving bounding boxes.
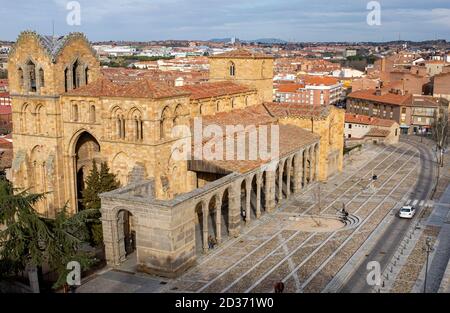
[209,38,288,44]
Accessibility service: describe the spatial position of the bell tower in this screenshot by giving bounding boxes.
[7,31,100,216]
[209,49,274,103]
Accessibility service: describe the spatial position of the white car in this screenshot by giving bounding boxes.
[399,206,416,219]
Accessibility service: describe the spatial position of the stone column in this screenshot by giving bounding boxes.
[256,173,262,218]
[293,153,302,193]
[308,147,313,184]
[245,178,252,224]
[278,161,284,201]
[286,158,292,198]
[215,196,222,244]
[201,202,209,253]
[302,150,307,187]
[202,201,209,253]
[315,144,320,182]
[228,184,241,237]
[67,69,73,91]
[69,154,78,213]
[265,170,276,212]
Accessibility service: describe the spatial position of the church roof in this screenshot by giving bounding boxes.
[210,48,273,59]
[188,105,319,174]
[10,31,97,63]
[64,77,190,99]
[179,81,255,100]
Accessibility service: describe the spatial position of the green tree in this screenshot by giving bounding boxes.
[81,161,120,246]
[0,179,95,291]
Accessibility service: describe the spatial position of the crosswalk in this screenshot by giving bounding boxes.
[404,199,434,207]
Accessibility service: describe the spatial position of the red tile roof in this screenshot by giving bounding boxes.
[64,77,190,99]
[0,106,12,115]
[180,81,254,100]
[345,113,396,127]
[264,102,331,119]
[190,105,319,173]
[347,89,412,106]
[277,84,305,93]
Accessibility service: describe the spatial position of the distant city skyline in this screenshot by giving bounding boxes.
[1,0,450,42]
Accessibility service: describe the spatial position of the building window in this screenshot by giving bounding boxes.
[27,60,37,92]
[72,60,81,89]
[85,67,89,85]
[39,68,45,88]
[348,124,352,129]
[229,62,236,77]
[72,104,79,121]
[89,105,96,123]
[64,68,69,92]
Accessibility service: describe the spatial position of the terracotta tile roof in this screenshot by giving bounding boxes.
[347,89,412,106]
[410,96,440,108]
[0,138,12,149]
[189,105,319,174]
[264,102,331,119]
[180,81,254,100]
[365,128,391,138]
[210,48,273,59]
[64,77,190,99]
[345,113,396,127]
[304,76,339,86]
[277,84,305,93]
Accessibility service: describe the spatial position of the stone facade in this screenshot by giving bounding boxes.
[9,31,343,276]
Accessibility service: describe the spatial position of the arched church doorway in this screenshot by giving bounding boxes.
[74,131,101,211]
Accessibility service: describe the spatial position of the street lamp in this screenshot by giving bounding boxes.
[423,237,434,293]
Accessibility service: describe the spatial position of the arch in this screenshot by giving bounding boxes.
[72,59,82,89]
[229,61,236,77]
[117,209,136,260]
[27,59,37,92]
[72,102,79,121]
[71,131,101,211]
[21,103,32,133]
[129,108,143,141]
[199,103,206,115]
[89,103,96,123]
[160,106,171,140]
[35,104,46,134]
[84,66,90,85]
[38,68,45,88]
[195,201,206,255]
[18,67,24,88]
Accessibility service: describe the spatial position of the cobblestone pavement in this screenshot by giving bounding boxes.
[161,142,423,293]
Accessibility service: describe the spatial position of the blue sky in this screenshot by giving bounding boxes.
[1,0,449,42]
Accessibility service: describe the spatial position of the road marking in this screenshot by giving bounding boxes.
[412,200,419,206]
[298,156,419,292]
[419,200,424,206]
[405,200,411,205]
[245,150,419,293]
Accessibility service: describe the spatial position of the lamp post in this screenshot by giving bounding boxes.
[423,237,434,293]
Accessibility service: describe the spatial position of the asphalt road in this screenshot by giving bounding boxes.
[340,138,436,293]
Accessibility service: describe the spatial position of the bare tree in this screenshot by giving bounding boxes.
[431,98,449,167]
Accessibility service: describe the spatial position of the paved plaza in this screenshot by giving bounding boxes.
[78,141,445,293]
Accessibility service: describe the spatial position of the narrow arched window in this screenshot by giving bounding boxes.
[85,67,89,85]
[89,105,96,123]
[72,60,81,89]
[229,62,236,76]
[64,68,69,92]
[116,116,122,139]
[39,68,45,88]
[121,115,126,139]
[72,104,79,121]
[27,60,37,92]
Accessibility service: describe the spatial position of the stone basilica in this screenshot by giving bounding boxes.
[8,31,344,276]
